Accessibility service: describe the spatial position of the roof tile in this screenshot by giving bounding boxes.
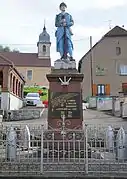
[0,52,51,67]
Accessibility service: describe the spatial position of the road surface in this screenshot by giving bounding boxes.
[2,108,127,129]
[84,109,127,128]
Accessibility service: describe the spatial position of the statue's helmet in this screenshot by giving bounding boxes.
[59,2,67,9]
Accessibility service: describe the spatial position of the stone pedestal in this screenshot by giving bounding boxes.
[46,68,84,130]
[54,59,76,69]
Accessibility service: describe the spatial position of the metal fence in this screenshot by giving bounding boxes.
[0,123,127,177]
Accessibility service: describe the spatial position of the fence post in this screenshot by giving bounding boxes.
[41,125,44,174]
[6,126,17,161]
[85,124,88,174]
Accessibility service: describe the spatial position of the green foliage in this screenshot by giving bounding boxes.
[23,86,48,101]
[0,45,19,52]
[23,91,28,97]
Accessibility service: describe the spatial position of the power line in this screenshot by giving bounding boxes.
[0,44,38,46]
[0,38,89,46]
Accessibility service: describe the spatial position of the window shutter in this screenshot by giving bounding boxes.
[105,84,110,95]
[92,84,97,96]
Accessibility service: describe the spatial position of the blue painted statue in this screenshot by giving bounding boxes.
[55,2,74,61]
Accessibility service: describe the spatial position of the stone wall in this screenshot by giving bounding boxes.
[4,108,44,121]
[0,162,127,178]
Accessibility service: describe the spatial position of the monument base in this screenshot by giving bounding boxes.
[54,59,76,69]
[46,68,84,130]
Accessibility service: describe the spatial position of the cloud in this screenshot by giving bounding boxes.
[73,25,109,39]
[93,0,127,9]
[64,0,127,11]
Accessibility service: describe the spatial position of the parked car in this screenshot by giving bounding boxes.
[25,93,41,106]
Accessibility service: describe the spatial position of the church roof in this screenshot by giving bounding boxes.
[0,54,25,82]
[0,52,51,67]
[38,25,50,43]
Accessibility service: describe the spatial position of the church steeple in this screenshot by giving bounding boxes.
[37,23,51,59]
[43,25,46,31]
[43,20,46,31]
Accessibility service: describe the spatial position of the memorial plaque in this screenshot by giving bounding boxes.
[49,92,81,119]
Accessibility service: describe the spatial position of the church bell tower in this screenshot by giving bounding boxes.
[37,25,51,59]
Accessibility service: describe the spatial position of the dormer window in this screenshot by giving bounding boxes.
[43,45,46,52]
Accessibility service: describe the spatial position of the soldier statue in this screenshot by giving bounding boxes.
[55,2,74,61]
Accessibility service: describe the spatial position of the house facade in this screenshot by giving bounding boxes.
[78,26,127,100]
[0,25,51,88]
[0,54,25,110]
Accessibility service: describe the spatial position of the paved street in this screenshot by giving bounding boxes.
[2,108,127,129]
[84,109,127,125]
[83,109,127,133]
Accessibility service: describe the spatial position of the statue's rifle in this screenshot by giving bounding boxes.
[62,15,67,59]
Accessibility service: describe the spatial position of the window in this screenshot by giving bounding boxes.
[27,70,32,80]
[93,84,110,96]
[116,47,121,56]
[119,65,127,75]
[43,45,46,52]
[26,93,39,97]
[97,84,105,96]
[13,76,15,94]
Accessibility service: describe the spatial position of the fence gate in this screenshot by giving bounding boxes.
[41,128,88,175]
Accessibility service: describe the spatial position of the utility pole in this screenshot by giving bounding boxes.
[90,36,93,96]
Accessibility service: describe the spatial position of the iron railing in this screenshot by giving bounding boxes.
[0,123,127,177]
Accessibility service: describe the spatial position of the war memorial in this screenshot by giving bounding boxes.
[0,2,127,178]
[46,2,84,130]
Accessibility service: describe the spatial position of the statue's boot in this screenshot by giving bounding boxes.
[61,55,64,60]
[61,54,68,60]
[70,56,75,61]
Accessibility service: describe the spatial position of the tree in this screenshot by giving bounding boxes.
[0,45,19,52]
[0,45,4,51]
[3,46,10,52]
[12,49,20,53]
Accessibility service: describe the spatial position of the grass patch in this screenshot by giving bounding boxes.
[23,86,48,101]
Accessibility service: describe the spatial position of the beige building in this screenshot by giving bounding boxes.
[78,26,127,100]
[0,26,51,88]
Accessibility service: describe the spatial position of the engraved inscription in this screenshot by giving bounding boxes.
[49,92,81,119]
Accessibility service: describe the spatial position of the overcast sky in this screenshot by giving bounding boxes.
[0,0,127,66]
